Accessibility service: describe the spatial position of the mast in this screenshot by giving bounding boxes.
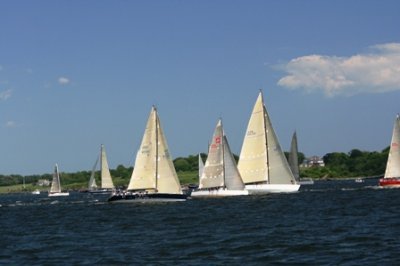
[154,106,159,192]
[221,119,226,188]
[261,91,270,184]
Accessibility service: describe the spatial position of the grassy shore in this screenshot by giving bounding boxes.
[0,171,199,194]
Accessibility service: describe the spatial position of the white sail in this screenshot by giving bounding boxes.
[50,164,62,193]
[199,119,225,189]
[222,136,245,190]
[192,119,247,197]
[198,153,204,178]
[127,106,182,194]
[155,113,183,194]
[100,144,115,189]
[237,93,268,184]
[288,131,300,181]
[88,157,99,191]
[238,91,297,188]
[384,115,400,178]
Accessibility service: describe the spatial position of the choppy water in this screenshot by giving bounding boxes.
[1,179,399,265]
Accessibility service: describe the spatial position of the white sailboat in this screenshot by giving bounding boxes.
[379,114,400,187]
[237,91,300,194]
[108,106,187,202]
[191,119,248,197]
[88,144,115,193]
[48,164,69,197]
[288,131,313,185]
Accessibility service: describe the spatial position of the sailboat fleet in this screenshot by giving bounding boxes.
[34,90,399,201]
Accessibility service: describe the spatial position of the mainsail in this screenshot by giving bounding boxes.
[199,119,245,190]
[50,164,62,193]
[288,131,300,181]
[384,115,400,178]
[238,91,296,185]
[199,119,225,189]
[127,106,182,194]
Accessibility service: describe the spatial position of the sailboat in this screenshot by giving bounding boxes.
[191,119,248,197]
[48,164,69,197]
[379,114,400,187]
[88,144,115,193]
[288,131,313,185]
[108,106,187,202]
[237,91,300,194]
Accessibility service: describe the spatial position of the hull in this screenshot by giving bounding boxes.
[379,178,400,188]
[88,189,113,194]
[108,192,187,203]
[48,192,70,197]
[245,183,300,194]
[299,178,314,185]
[32,190,40,195]
[191,188,249,197]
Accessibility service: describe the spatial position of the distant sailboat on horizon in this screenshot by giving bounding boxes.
[48,164,69,197]
[237,91,300,193]
[191,119,248,197]
[288,131,313,185]
[108,106,187,202]
[87,144,115,193]
[379,114,400,187]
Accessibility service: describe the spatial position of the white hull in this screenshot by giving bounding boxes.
[245,183,300,194]
[191,188,249,197]
[299,178,314,185]
[48,192,70,197]
[32,190,40,195]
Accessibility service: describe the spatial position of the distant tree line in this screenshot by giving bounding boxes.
[300,147,389,178]
[0,147,389,188]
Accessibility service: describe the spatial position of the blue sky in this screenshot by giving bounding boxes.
[1,1,399,175]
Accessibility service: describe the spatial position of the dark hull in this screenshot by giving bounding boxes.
[88,189,113,194]
[108,193,187,203]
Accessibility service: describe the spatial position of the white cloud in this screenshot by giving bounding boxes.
[278,43,400,96]
[5,121,17,128]
[0,89,12,100]
[58,77,70,85]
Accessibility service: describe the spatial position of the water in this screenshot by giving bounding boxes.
[1,179,399,265]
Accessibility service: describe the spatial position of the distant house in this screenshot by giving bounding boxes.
[301,156,325,168]
[37,179,50,186]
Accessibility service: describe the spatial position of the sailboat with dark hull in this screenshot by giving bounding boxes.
[108,107,187,202]
[379,115,400,187]
[238,91,300,194]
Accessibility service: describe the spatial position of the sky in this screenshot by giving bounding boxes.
[1,0,399,175]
